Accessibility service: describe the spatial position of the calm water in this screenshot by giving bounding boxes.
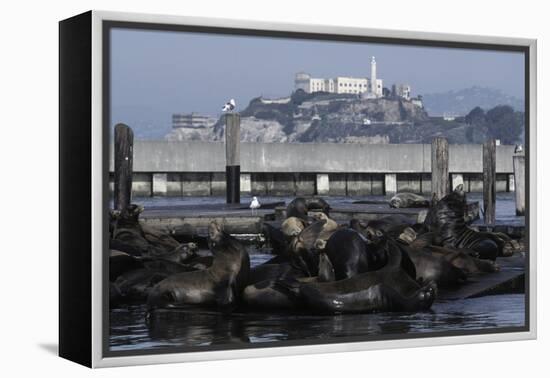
[109,253,525,352]
[133,192,524,226]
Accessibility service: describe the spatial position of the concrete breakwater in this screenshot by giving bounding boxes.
[108,141,517,197]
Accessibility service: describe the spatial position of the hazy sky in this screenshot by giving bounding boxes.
[110,28,525,124]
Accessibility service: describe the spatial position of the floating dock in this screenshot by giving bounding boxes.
[437,254,525,300]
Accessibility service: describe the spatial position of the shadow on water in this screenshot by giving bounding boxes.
[109,294,525,352]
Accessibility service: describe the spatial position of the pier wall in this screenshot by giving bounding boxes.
[108,142,516,197]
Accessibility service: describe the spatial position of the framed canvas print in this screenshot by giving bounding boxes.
[59,10,537,368]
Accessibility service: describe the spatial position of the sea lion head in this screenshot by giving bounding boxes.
[364,226,385,245]
[312,212,329,222]
[349,219,368,232]
[109,209,122,236]
[397,227,417,245]
[389,196,402,208]
[174,242,199,263]
[114,204,144,227]
[208,221,224,248]
[313,238,327,250]
[282,217,306,238]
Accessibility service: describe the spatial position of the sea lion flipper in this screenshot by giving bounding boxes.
[272,277,301,300]
[213,278,236,308]
[298,220,327,249]
[318,253,335,282]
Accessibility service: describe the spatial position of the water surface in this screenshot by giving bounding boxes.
[109,253,525,352]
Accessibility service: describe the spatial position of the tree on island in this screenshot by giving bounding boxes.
[464,105,523,144]
[465,106,486,125]
[486,105,523,144]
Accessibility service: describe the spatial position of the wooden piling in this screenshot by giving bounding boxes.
[431,137,449,201]
[114,123,134,210]
[483,139,496,224]
[225,113,241,204]
[513,155,525,216]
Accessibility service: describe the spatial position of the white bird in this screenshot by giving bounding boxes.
[222,98,236,112]
[514,144,524,154]
[249,196,261,215]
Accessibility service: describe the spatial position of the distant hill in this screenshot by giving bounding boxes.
[166,90,524,145]
[167,91,429,144]
[422,86,524,116]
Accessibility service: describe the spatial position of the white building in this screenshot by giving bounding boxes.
[393,84,411,100]
[334,76,370,94]
[172,113,216,129]
[295,56,384,97]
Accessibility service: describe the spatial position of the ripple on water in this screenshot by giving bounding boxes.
[109,293,525,352]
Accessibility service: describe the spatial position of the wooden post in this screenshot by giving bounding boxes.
[431,137,449,201]
[225,113,240,204]
[513,155,525,216]
[483,139,496,224]
[114,123,134,210]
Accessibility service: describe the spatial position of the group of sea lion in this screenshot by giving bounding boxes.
[109,205,214,306]
[110,186,522,316]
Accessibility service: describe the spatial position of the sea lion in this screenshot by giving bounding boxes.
[262,223,289,256]
[311,212,340,242]
[112,257,197,303]
[305,197,331,215]
[317,252,335,282]
[424,185,509,260]
[404,247,467,287]
[109,250,143,281]
[282,270,436,314]
[110,204,151,256]
[396,227,417,245]
[242,250,334,310]
[140,222,181,253]
[247,263,295,286]
[185,255,214,270]
[242,279,297,310]
[427,246,499,274]
[281,216,308,238]
[389,193,430,208]
[286,198,308,221]
[408,231,443,250]
[288,220,328,276]
[323,228,388,280]
[147,222,250,310]
[111,204,200,260]
[350,217,415,241]
[153,242,199,264]
[113,268,171,303]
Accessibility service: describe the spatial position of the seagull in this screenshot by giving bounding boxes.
[222,98,236,112]
[514,144,524,154]
[250,196,261,215]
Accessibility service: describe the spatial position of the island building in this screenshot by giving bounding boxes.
[172,112,217,129]
[392,84,411,100]
[295,56,385,97]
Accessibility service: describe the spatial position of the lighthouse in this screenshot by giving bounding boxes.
[370,56,377,95]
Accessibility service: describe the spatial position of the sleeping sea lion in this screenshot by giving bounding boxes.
[279,269,436,314]
[147,222,250,310]
[242,249,335,310]
[389,193,430,208]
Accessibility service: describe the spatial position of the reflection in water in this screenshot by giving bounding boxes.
[110,294,525,352]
